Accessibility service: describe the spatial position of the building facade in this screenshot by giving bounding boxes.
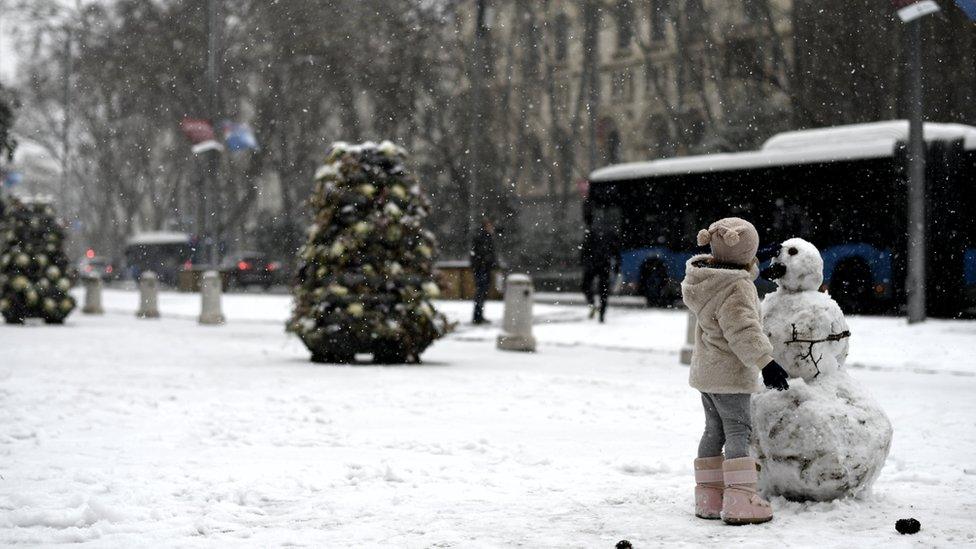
[455,0,795,271]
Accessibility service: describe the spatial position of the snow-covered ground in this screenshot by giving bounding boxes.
[1,290,974,547]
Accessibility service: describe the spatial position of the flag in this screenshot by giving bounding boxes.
[191,140,224,155]
[180,117,216,144]
[576,178,590,198]
[0,170,22,188]
[957,0,976,21]
[222,122,259,152]
[891,0,941,22]
[181,118,223,154]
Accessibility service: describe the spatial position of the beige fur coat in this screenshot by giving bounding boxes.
[681,254,773,394]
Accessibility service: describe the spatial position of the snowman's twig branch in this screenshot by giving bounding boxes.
[785,324,851,378]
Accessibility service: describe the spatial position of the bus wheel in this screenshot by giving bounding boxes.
[830,259,873,314]
[639,260,669,308]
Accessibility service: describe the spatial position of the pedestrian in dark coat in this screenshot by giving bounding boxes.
[470,218,498,324]
[580,229,621,323]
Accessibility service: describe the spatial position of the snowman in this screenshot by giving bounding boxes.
[752,238,893,501]
[760,238,849,380]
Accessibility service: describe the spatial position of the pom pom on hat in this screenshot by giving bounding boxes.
[697,229,712,246]
[699,217,760,265]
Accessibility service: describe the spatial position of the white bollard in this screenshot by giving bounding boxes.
[680,309,696,365]
[496,273,536,352]
[136,271,160,319]
[81,276,104,315]
[198,270,225,325]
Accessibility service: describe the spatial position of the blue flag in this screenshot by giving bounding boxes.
[222,122,259,152]
[957,0,976,20]
[0,170,22,188]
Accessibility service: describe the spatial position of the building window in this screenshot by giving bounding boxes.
[523,17,541,75]
[607,130,622,164]
[679,54,702,94]
[685,0,706,40]
[725,37,762,78]
[610,69,635,103]
[680,108,706,146]
[530,140,546,185]
[554,14,570,63]
[553,82,571,110]
[744,0,764,23]
[615,0,634,51]
[645,63,659,93]
[646,114,671,156]
[650,0,669,42]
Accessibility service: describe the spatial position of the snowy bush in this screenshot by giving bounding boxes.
[0,195,76,324]
[287,141,449,364]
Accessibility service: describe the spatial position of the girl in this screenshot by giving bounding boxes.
[680,217,789,525]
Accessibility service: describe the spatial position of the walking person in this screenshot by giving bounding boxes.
[470,217,498,325]
[580,229,621,323]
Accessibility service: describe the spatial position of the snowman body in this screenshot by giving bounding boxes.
[752,371,892,501]
[753,238,892,501]
[762,289,849,380]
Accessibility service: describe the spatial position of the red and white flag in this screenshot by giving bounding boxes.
[180,117,223,154]
[180,117,215,143]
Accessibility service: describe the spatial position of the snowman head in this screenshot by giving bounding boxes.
[765,237,824,292]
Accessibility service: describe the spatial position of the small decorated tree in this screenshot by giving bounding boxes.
[0,196,76,324]
[288,141,450,363]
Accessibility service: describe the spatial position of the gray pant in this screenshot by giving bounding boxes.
[698,392,752,459]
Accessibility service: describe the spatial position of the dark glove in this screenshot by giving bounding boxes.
[762,360,790,391]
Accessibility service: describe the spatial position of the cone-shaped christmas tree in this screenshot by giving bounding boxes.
[288,141,450,363]
[0,196,76,324]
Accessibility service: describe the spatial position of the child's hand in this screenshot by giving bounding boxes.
[762,360,790,391]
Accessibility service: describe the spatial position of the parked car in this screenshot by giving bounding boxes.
[220,252,278,290]
[78,256,118,281]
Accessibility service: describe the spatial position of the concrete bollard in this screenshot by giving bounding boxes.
[198,270,225,325]
[81,276,105,315]
[680,309,696,365]
[136,271,160,319]
[496,273,536,352]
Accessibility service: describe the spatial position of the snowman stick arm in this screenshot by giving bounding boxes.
[784,328,852,344]
[787,324,824,377]
[784,324,851,378]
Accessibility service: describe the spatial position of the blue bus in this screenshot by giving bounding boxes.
[586,121,976,317]
[124,231,195,285]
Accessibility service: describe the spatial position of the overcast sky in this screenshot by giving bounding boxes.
[0,13,16,83]
[0,0,102,84]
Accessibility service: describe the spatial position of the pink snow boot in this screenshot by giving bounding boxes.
[720,457,773,525]
[694,456,724,519]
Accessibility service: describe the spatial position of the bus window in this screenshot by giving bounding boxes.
[592,207,622,236]
[773,199,810,238]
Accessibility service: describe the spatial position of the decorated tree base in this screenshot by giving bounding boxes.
[309,339,417,365]
[0,196,76,324]
[288,141,450,364]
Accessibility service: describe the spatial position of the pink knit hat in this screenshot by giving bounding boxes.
[696,217,759,266]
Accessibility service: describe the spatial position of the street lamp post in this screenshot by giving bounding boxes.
[204,0,221,268]
[905,18,926,324]
[61,27,72,212]
[891,0,938,323]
